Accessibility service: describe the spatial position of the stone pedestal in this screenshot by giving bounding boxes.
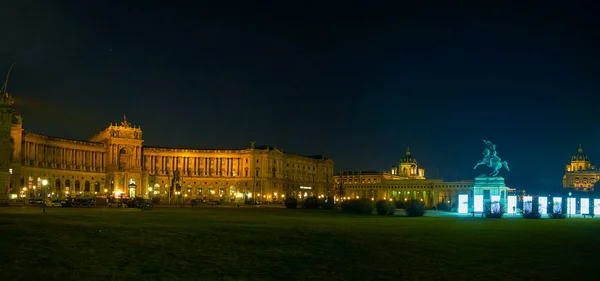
[471,175,510,212]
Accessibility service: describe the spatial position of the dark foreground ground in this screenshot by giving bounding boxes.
[0,207,598,281]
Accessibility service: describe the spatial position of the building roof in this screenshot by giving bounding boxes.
[571,144,589,162]
[400,147,417,164]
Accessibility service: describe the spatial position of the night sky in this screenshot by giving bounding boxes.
[2,1,599,191]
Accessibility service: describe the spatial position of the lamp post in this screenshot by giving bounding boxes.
[42,179,48,213]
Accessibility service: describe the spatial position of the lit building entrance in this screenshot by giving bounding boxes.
[128,179,137,198]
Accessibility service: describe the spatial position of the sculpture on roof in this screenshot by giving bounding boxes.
[474,139,510,177]
[120,114,131,128]
[0,63,16,106]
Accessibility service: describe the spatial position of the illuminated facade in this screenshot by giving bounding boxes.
[0,94,334,202]
[563,145,598,191]
[334,148,472,208]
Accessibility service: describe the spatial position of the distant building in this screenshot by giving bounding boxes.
[562,145,599,191]
[0,93,334,203]
[334,148,472,208]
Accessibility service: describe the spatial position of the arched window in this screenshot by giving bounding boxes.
[120,148,127,154]
[84,181,90,192]
[75,180,80,192]
[94,181,100,192]
[20,177,25,187]
[55,179,61,191]
[65,180,71,188]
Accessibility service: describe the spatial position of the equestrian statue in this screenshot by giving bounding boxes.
[473,139,510,177]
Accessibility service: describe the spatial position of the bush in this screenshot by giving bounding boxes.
[284,197,298,209]
[375,200,395,215]
[321,197,336,210]
[484,201,504,219]
[151,197,161,204]
[302,197,320,209]
[522,199,541,219]
[548,199,566,219]
[405,199,426,217]
[394,200,405,209]
[436,202,451,211]
[341,198,374,215]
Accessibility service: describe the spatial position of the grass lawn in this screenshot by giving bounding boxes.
[0,207,598,281]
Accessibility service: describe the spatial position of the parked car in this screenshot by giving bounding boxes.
[126,198,153,210]
[45,199,62,207]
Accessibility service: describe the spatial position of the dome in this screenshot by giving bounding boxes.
[401,147,417,164]
[571,145,589,161]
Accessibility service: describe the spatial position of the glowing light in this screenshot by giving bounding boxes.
[458,194,469,214]
[507,196,517,214]
[581,198,590,215]
[567,197,576,215]
[538,196,548,214]
[474,195,483,213]
[594,199,600,216]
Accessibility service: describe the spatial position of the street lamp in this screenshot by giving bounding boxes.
[41,179,48,213]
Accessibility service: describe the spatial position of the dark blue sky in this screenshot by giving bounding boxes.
[2,1,599,190]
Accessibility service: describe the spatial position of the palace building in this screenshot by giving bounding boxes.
[0,93,334,203]
[334,148,472,208]
[563,145,599,191]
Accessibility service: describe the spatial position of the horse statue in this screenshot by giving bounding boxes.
[473,139,510,177]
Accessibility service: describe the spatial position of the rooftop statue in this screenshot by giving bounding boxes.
[474,139,510,177]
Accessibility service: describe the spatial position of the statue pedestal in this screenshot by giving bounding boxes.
[470,175,510,212]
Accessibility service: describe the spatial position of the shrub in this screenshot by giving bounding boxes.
[284,197,298,209]
[522,199,541,219]
[548,199,566,219]
[484,201,504,219]
[394,200,405,209]
[151,197,161,204]
[321,197,336,210]
[375,200,395,216]
[341,198,374,215]
[405,199,426,217]
[302,197,320,209]
[436,202,451,212]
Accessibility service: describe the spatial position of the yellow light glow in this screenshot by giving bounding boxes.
[42,179,48,186]
[22,187,26,191]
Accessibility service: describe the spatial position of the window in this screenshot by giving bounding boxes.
[55,179,61,191]
[84,181,90,192]
[75,180,80,192]
[94,182,100,192]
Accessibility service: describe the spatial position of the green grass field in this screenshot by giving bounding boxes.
[0,207,598,281]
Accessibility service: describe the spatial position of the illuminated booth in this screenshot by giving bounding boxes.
[523,196,533,213]
[507,196,517,214]
[538,196,548,215]
[458,194,469,214]
[567,197,576,216]
[581,198,590,215]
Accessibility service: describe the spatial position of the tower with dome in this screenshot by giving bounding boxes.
[563,145,598,191]
[390,147,425,179]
